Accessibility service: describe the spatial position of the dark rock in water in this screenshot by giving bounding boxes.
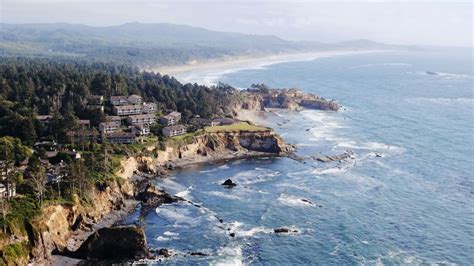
[229,232,235,237]
[219,219,224,223]
[375,152,383,158]
[274,228,299,234]
[136,184,178,207]
[222,179,237,187]
[301,199,313,205]
[75,226,149,260]
[190,252,208,256]
[158,248,171,257]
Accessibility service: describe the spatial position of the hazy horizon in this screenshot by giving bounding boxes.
[1,1,472,48]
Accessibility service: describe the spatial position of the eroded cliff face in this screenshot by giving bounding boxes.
[2,131,290,264]
[1,156,154,265]
[154,130,294,167]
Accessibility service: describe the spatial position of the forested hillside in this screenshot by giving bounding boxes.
[0,23,395,68]
[0,57,236,145]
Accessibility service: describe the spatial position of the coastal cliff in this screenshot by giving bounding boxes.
[0,156,154,265]
[0,129,291,264]
[232,85,340,112]
[154,129,294,168]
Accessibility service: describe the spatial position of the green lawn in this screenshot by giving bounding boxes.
[204,122,269,133]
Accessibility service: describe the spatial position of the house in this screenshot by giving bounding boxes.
[105,132,136,144]
[127,114,156,126]
[112,105,143,116]
[110,96,129,106]
[160,112,181,126]
[133,124,150,136]
[162,125,187,137]
[128,95,143,105]
[212,118,238,126]
[142,102,158,114]
[99,121,119,133]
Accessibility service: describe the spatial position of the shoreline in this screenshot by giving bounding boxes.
[151,49,390,85]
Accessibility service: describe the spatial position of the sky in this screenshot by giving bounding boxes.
[1,0,472,47]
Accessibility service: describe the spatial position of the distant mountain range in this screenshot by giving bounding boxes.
[0,22,403,67]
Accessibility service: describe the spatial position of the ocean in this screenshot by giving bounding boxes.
[134,49,474,265]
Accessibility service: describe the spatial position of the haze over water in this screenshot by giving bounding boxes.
[137,49,473,264]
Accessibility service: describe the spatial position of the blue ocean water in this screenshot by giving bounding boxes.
[141,49,474,265]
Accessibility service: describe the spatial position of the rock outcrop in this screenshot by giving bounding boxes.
[135,184,178,207]
[154,130,294,168]
[233,87,340,112]
[75,226,149,261]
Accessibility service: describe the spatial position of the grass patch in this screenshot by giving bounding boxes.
[204,122,269,133]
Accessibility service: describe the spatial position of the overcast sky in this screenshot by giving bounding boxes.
[1,0,472,47]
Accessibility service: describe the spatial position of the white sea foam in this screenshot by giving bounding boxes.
[206,191,242,201]
[175,186,194,200]
[163,231,179,237]
[212,245,244,266]
[405,97,474,106]
[277,194,315,207]
[337,141,405,154]
[221,168,280,186]
[226,221,274,237]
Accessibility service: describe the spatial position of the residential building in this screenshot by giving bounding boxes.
[113,105,143,116]
[142,102,158,114]
[128,95,143,105]
[127,114,156,126]
[105,132,136,144]
[99,121,120,133]
[162,125,187,137]
[160,111,181,126]
[110,96,129,106]
[133,124,150,136]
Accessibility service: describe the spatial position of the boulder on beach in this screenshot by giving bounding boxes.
[222,179,237,187]
[75,226,149,260]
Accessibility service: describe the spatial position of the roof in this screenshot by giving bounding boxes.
[163,111,181,119]
[113,105,142,110]
[127,114,156,120]
[110,96,128,101]
[164,125,187,131]
[78,120,90,125]
[128,94,142,100]
[105,116,121,121]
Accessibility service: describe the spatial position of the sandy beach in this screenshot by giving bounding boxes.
[151,49,389,85]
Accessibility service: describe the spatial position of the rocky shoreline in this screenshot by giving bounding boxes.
[22,87,339,265]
